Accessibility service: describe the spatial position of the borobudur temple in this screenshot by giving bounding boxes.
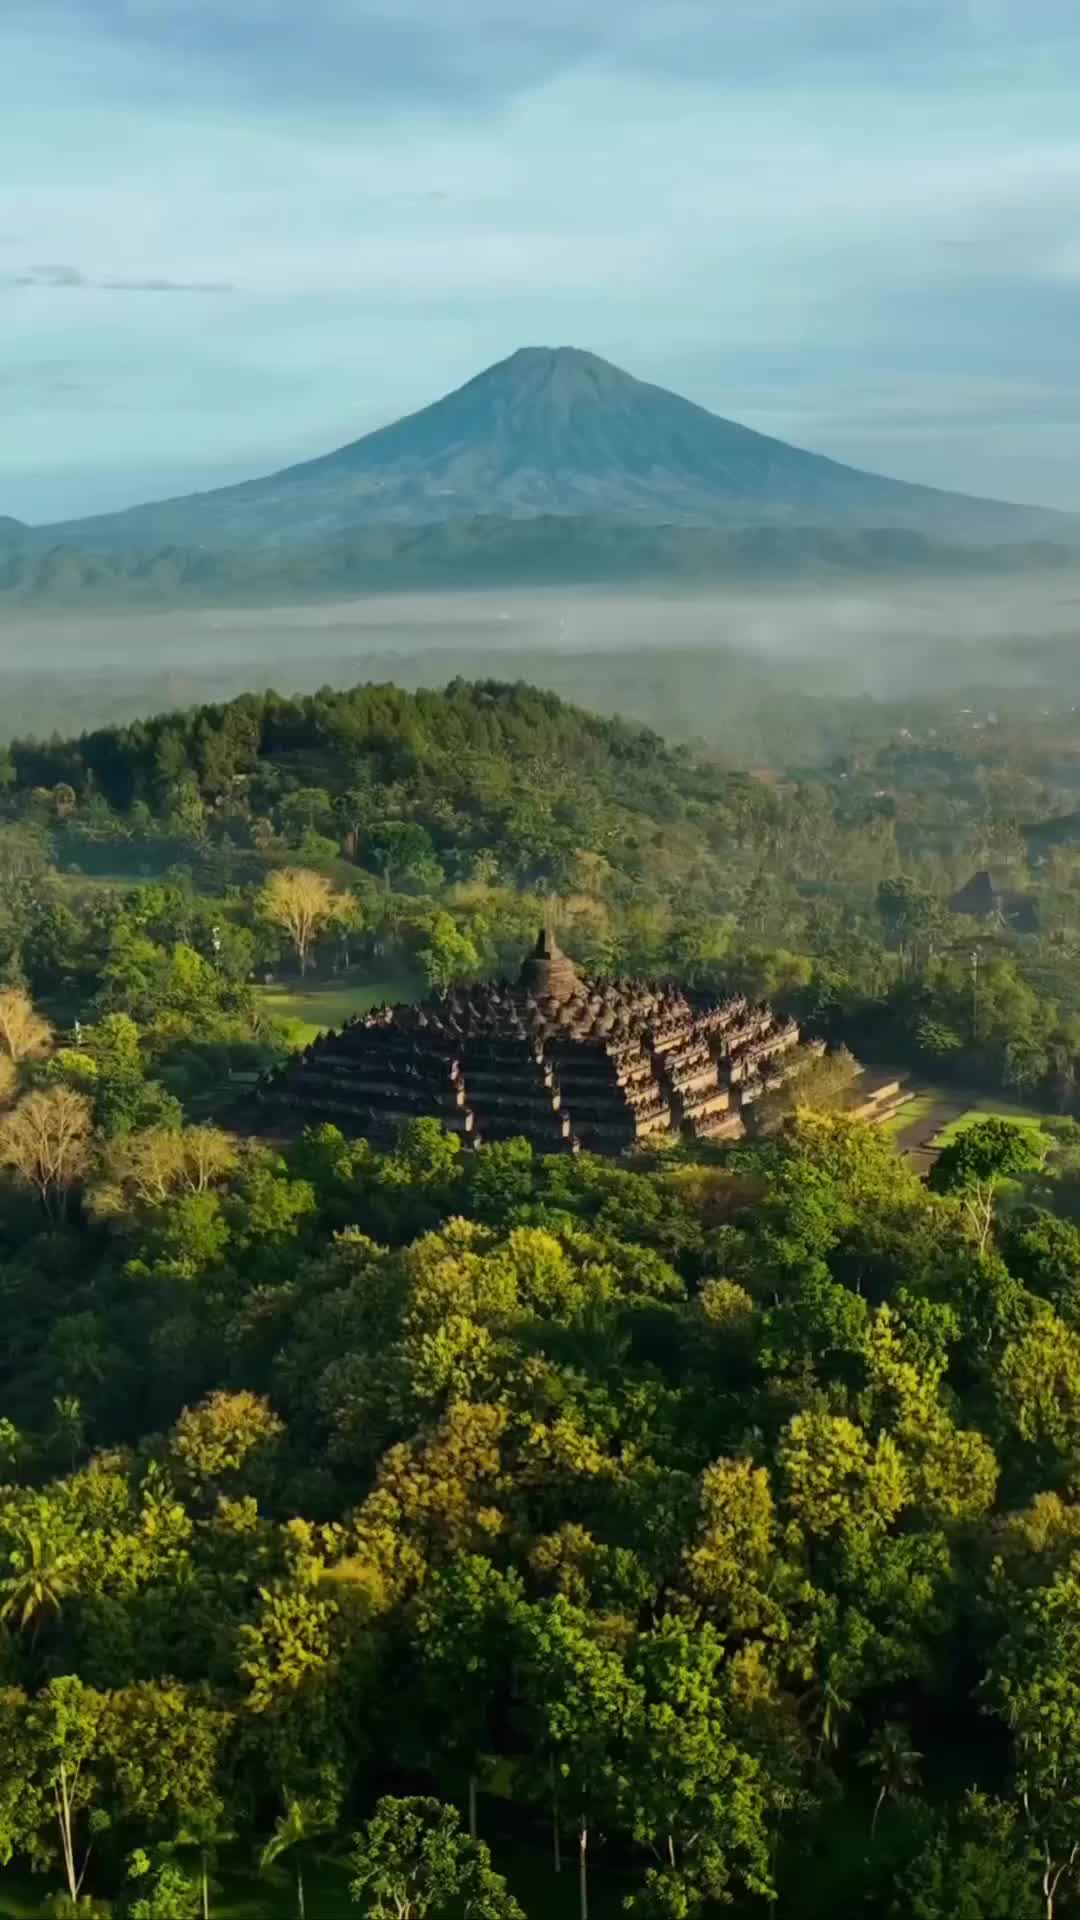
[254,929,818,1154]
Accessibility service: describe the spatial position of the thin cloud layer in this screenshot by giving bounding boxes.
[2,263,234,293]
[2,0,1079,518]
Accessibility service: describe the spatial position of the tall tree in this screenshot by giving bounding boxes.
[931,1118,1045,1252]
[622,1619,777,1910]
[0,985,53,1065]
[515,1596,640,1920]
[0,1085,93,1218]
[348,1796,523,1920]
[415,1555,524,1839]
[260,869,347,976]
[858,1720,922,1839]
[260,1794,337,1920]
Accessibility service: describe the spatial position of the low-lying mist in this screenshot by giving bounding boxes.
[3,574,1079,761]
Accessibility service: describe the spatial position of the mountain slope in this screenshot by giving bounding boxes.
[32,347,1077,552]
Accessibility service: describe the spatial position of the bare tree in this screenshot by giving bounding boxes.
[0,987,53,1065]
[91,1123,239,1215]
[260,868,349,976]
[184,1124,240,1191]
[0,1087,93,1218]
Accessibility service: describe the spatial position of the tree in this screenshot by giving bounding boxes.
[172,1804,236,1920]
[987,1565,1080,1917]
[515,1596,641,1920]
[415,1556,524,1838]
[16,1677,111,1905]
[260,1795,337,1920]
[621,1619,776,1909]
[260,868,346,976]
[998,1313,1080,1468]
[858,1720,922,1838]
[348,1796,524,1920]
[0,985,53,1065]
[0,1689,47,1888]
[128,1855,201,1920]
[168,1390,284,1497]
[897,1793,1043,1920]
[931,1119,1045,1252]
[367,822,441,894]
[92,1123,238,1214]
[875,877,944,976]
[0,1085,93,1217]
[681,1457,778,1633]
[419,913,481,995]
[0,1525,73,1640]
[778,1410,909,1543]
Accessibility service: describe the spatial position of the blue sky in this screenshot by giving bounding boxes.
[2,0,1079,522]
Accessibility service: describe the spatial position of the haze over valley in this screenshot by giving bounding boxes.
[3,572,1080,758]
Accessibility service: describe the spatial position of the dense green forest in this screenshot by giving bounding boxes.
[6,676,1080,1913]
[6,1057,1080,1915]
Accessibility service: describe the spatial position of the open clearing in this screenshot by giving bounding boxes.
[255,977,418,1046]
[931,1097,1057,1148]
[885,1082,1061,1169]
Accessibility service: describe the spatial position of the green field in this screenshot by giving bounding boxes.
[255,977,419,1047]
[929,1096,1057,1149]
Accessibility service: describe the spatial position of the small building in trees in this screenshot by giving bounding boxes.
[252,929,814,1153]
[948,869,1039,933]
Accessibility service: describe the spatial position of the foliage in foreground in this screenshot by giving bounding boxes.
[2,1099,1080,1912]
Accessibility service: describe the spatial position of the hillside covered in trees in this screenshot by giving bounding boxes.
[4,677,1080,1110]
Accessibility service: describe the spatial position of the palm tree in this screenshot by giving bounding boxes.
[0,1527,72,1639]
[260,1796,336,1920]
[859,1720,922,1838]
[174,1806,236,1920]
[815,1671,852,1760]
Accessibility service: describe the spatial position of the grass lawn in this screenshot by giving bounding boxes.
[256,977,419,1047]
[879,1081,1061,1154]
[930,1096,1058,1149]
[880,1092,938,1138]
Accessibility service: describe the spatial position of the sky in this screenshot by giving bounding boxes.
[2,0,1080,524]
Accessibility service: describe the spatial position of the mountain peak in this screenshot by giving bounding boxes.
[460,344,637,409]
[495,345,618,373]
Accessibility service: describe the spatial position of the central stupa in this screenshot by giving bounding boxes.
[254,931,810,1153]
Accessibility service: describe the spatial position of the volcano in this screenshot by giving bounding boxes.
[32,345,1077,552]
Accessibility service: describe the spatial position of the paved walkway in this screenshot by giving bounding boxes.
[892,1098,965,1159]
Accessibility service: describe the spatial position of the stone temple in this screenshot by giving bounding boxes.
[254,930,816,1154]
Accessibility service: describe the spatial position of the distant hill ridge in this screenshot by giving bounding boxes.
[23,345,1080,555]
[1,513,1076,610]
